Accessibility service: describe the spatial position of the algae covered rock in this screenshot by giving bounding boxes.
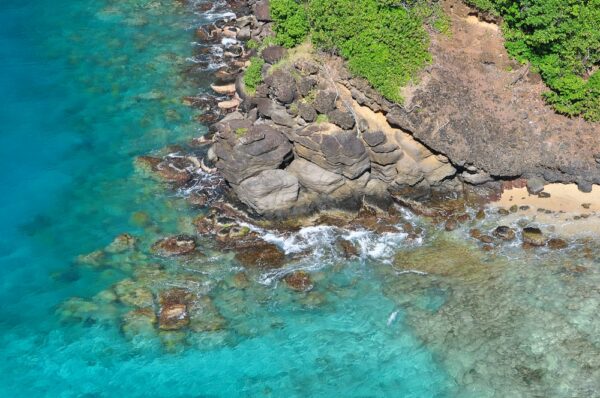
[522,227,546,247]
[151,235,196,257]
[234,240,286,269]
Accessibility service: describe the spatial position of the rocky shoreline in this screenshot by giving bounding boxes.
[173,0,598,222]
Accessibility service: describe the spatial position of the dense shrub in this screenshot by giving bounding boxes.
[270,0,310,48]
[269,0,441,103]
[466,0,600,121]
[243,57,265,93]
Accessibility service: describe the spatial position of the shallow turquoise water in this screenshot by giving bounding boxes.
[0,0,453,396]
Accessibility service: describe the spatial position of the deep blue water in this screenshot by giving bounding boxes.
[0,0,453,396]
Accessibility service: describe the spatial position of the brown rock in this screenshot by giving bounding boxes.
[522,227,546,247]
[548,238,568,250]
[493,226,516,241]
[235,241,285,268]
[284,271,314,292]
[151,235,196,257]
[336,238,359,259]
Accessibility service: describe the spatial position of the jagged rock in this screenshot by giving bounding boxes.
[327,110,355,130]
[235,169,300,213]
[362,130,386,147]
[151,235,196,257]
[286,158,345,194]
[522,227,546,246]
[264,69,297,104]
[298,103,317,122]
[214,124,293,184]
[262,45,287,64]
[290,123,370,179]
[313,91,337,114]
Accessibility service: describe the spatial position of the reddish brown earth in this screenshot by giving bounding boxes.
[388,0,600,190]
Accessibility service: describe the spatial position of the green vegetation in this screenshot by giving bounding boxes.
[466,0,600,121]
[269,0,448,103]
[270,0,310,48]
[235,127,248,137]
[243,56,265,94]
[315,114,329,123]
[245,39,259,50]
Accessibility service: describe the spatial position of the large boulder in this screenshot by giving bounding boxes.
[235,169,300,213]
[253,0,271,22]
[214,124,293,185]
[313,91,337,114]
[264,69,297,104]
[261,45,287,64]
[286,158,345,194]
[289,123,370,179]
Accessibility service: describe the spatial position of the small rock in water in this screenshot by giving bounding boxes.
[475,209,486,220]
[509,205,518,213]
[336,238,359,259]
[444,219,458,231]
[151,235,196,257]
[478,235,494,244]
[538,192,551,198]
[113,279,154,308]
[158,289,195,331]
[493,226,516,241]
[522,227,546,247]
[105,233,137,253]
[284,271,314,292]
[548,238,568,250]
[497,208,510,216]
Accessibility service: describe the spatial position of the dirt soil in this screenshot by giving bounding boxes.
[390,0,599,188]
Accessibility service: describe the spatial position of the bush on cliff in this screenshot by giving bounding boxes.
[466,0,600,121]
[243,57,265,94]
[269,0,444,103]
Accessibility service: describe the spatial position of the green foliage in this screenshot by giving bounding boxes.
[467,0,600,121]
[243,57,265,94]
[270,0,310,48]
[308,0,435,103]
[235,127,248,137]
[246,39,259,50]
[315,114,329,123]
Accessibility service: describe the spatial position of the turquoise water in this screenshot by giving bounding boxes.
[0,0,454,396]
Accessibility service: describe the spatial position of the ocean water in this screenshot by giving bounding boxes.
[0,0,454,397]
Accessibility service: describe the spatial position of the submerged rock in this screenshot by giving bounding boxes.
[234,240,286,269]
[157,289,196,331]
[113,279,154,308]
[151,235,196,257]
[493,226,516,241]
[336,238,359,259]
[105,233,137,253]
[522,227,546,247]
[548,238,568,250]
[284,271,314,292]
